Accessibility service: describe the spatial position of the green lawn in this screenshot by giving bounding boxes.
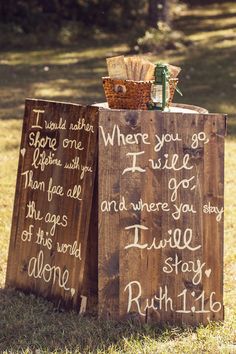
[0,2,236,353]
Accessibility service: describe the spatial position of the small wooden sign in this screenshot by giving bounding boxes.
[98,109,225,325]
[6,99,98,311]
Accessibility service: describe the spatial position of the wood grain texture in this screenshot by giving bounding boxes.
[98,109,225,325]
[6,99,98,311]
[83,167,98,312]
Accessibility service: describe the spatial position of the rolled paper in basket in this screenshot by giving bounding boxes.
[168,78,179,106]
[106,56,128,80]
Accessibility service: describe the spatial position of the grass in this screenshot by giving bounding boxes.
[0,1,236,353]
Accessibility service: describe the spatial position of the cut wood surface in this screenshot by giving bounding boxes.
[6,99,98,311]
[98,109,225,325]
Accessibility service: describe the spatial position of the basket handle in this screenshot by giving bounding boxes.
[114,84,127,94]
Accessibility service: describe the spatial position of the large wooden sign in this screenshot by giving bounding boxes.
[98,110,225,325]
[6,99,98,311]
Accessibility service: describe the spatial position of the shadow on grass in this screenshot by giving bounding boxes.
[0,288,165,353]
[0,3,236,139]
[172,42,236,137]
[0,39,130,119]
[0,56,108,119]
[1,45,236,137]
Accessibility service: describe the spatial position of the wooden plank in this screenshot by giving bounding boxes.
[83,168,98,312]
[98,109,225,325]
[98,109,121,318]
[6,99,98,311]
[118,111,145,321]
[202,114,225,322]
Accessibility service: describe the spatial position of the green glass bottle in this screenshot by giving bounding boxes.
[150,63,170,111]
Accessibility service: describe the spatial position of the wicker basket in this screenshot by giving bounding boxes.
[102,77,178,110]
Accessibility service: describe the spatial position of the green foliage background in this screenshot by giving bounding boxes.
[0,0,148,48]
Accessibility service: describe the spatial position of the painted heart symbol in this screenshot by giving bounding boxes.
[205,269,212,278]
[21,148,26,157]
[70,288,75,297]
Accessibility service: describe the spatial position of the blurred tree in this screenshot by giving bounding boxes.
[148,0,171,28]
[0,0,147,31]
[0,0,180,48]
